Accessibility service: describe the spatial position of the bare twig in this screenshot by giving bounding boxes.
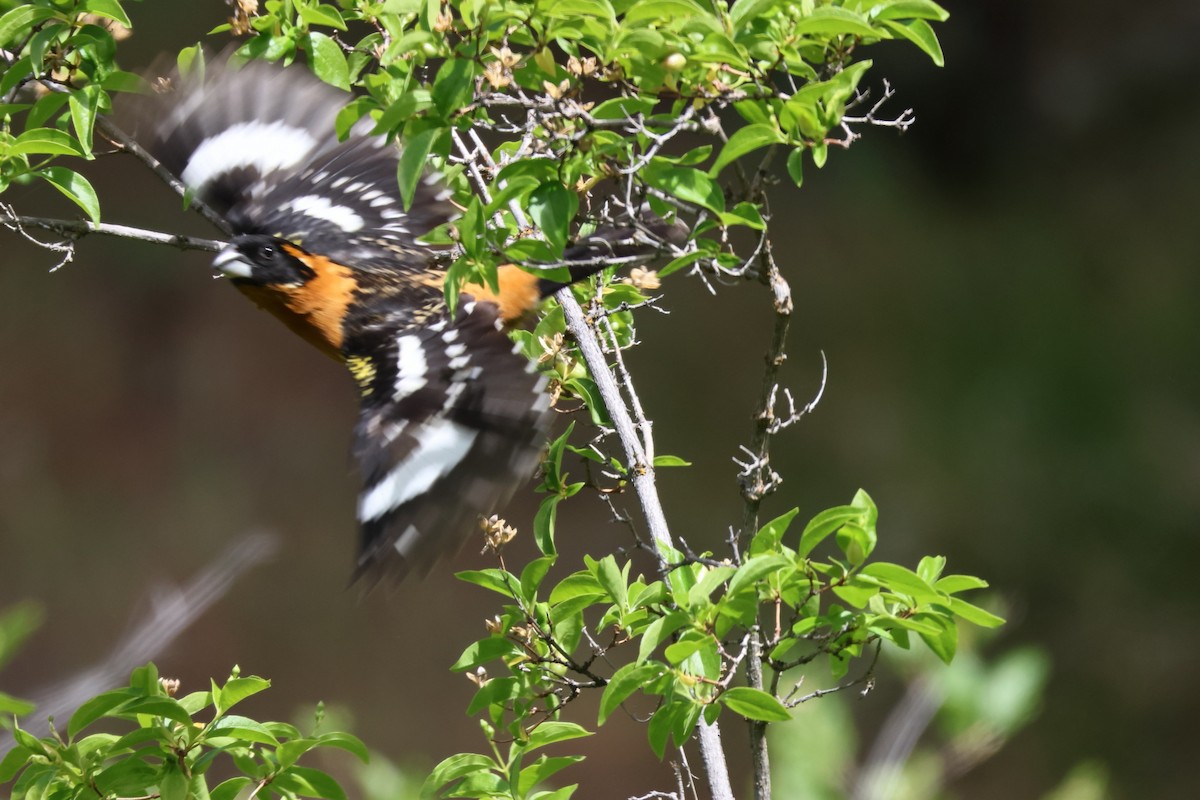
[4,208,224,255]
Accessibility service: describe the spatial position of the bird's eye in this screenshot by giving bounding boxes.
[256,243,276,260]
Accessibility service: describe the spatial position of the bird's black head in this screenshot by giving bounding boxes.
[213,234,316,287]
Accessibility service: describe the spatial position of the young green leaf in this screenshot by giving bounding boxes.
[750,507,800,555]
[397,120,443,210]
[528,181,578,256]
[642,162,725,213]
[307,32,350,90]
[450,637,522,671]
[720,687,791,722]
[40,167,100,223]
[708,123,783,177]
[599,662,664,725]
[524,721,592,751]
[881,18,945,67]
[11,129,85,157]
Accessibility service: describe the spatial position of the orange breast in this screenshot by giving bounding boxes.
[461,264,542,324]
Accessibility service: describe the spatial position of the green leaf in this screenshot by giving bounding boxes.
[652,455,691,467]
[563,377,609,426]
[528,181,578,256]
[297,2,348,30]
[874,0,950,22]
[663,631,709,665]
[276,738,320,770]
[548,571,604,604]
[590,96,656,120]
[431,57,475,119]
[421,753,497,800]
[11,128,85,157]
[643,162,724,213]
[728,554,791,596]
[832,578,879,608]
[520,556,556,601]
[936,574,989,594]
[881,18,944,66]
[0,745,32,783]
[718,201,766,230]
[450,636,521,671]
[599,662,663,724]
[797,505,860,558]
[720,687,791,722]
[316,731,370,763]
[637,612,689,664]
[83,0,132,27]
[456,568,519,597]
[708,123,783,177]
[277,766,347,800]
[687,565,735,608]
[517,756,584,796]
[0,6,56,48]
[588,555,628,611]
[657,250,703,278]
[750,507,800,555]
[917,554,946,584]
[216,676,270,711]
[69,87,101,152]
[210,778,253,800]
[785,147,804,187]
[117,696,193,726]
[68,689,135,738]
[160,762,189,800]
[308,32,350,89]
[397,122,442,209]
[0,690,34,716]
[794,7,878,38]
[40,166,100,223]
[835,522,874,565]
[624,0,709,24]
[524,721,591,750]
[646,701,673,759]
[859,562,941,602]
[207,715,280,745]
[948,597,1006,628]
[919,614,957,663]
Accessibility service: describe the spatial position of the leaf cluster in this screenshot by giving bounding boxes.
[1,663,367,800]
[434,484,1001,798]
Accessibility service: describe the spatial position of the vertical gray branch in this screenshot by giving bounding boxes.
[736,236,796,800]
[557,291,735,800]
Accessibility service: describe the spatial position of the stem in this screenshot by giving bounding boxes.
[9,214,224,251]
[736,236,795,800]
[557,291,734,800]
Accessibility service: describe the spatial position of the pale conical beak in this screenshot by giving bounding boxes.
[212,247,253,279]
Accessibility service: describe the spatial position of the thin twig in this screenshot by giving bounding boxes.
[5,211,224,253]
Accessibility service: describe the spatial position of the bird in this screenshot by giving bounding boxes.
[125,56,679,582]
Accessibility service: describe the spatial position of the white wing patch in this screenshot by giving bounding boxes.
[357,419,478,522]
[181,121,318,190]
[280,194,365,232]
[394,334,428,399]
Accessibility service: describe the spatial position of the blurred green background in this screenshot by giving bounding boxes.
[3,2,1199,798]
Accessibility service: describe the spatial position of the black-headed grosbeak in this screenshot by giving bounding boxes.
[129,58,676,581]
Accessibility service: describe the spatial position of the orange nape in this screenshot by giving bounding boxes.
[460,264,542,325]
[232,245,359,360]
